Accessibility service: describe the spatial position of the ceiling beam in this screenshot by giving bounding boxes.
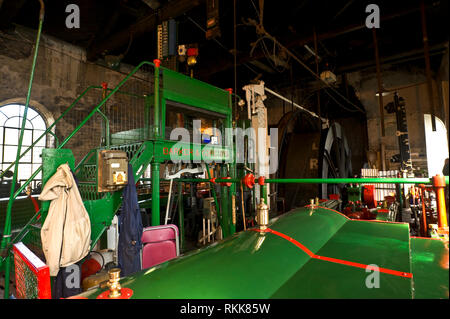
[335,43,448,74]
[87,0,204,60]
[197,5,426,78]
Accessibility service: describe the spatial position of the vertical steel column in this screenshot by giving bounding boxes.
[153,59,161,138]
[177,182,184,251]
[151,59,161,226]
[0,0,45,300]
[226,89,236,235]
[151,163,160,226]
[433,175,448,234]
[395,183,404,222]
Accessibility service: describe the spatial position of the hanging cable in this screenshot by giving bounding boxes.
[244,18,366,114]
[184,14,260,76]
[233,0,238,120]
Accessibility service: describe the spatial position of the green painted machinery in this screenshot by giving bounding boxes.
[77,202,449,299]
[0,60,238,297]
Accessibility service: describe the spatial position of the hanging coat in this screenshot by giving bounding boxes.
[118,164,143,276]
[39,163,91,276]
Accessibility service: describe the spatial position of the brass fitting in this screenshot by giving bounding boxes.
[107,268,122,298]
[309,199,316,216]
[256,198,269,232]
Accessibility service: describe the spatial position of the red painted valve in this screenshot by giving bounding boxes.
[219,177,232,187]
[242,173,255,189]
[257,176,265,186]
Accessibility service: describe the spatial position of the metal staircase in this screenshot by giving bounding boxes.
[1,58,236,299]
[0,61,162,297]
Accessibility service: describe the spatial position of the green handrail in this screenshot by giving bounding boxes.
[0,85,100,181]
[58,61,155,149]
[1,0,44,300]
[96,108,110,149]
[74,148,97,173]
[1,61,157,249]
[0,85,146,181]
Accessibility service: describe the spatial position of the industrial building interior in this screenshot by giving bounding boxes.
[0,0,448,302]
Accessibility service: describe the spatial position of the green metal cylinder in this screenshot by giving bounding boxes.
[151,163,160,226]
[261,183,268,206]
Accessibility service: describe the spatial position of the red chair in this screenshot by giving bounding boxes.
[141,224,180,270]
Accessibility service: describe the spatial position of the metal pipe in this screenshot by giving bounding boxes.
[265,177,449,185]
[100,82,109,147]
[419,186,428,237]
[205,165,222,227]
[177,182,184,251]
[171,176,449,185]
[240,182,246,231]
[433,175,448,233]
[96,108,110,149]
[151,163,160,226]
[313,27,321,126]
[1,0,45,300]
[220,165,230,238]
[265,87,327,122]
[372,28,385,137]
[420,0,436,131]
[164,179,174,225]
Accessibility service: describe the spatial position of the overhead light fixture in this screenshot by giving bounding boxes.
[375,91,391,97]
[320,70,337,84]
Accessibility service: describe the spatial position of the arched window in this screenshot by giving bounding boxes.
[0,104,47,189]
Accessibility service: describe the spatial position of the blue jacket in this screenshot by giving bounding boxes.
[118,164,143,276]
